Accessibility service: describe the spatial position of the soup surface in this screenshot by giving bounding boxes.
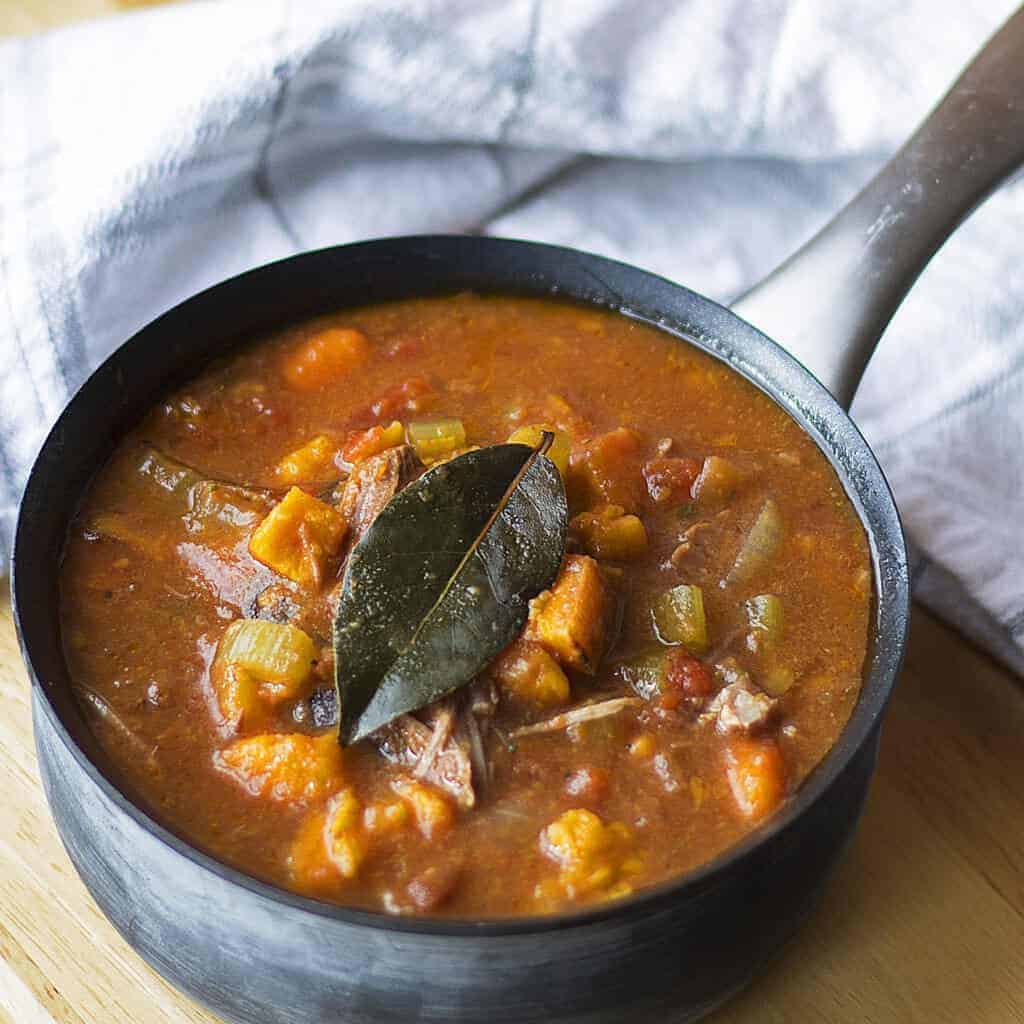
[60,294,871,917]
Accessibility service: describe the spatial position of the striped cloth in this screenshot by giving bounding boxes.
[2,0,1022,673]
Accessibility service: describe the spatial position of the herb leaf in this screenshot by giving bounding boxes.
[333,435,567,744]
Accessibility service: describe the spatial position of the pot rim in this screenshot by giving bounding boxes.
[12,234,910,938]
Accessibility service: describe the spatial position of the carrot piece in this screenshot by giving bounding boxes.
[282,327,370,392]
[724,737,787,821]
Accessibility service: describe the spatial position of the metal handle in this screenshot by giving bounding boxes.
[731,5,1024,410]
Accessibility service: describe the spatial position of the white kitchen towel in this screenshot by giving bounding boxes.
[2,0,1022,673]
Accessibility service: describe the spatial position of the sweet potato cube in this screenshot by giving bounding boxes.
[527,555,613,674]
[566,428,645,511]
[570,504,648,561]
[215,733,345,804]
[392,779,454,841]
[249,487,347,586]
[540,809,641,901]
[287,811,337,894]
[275,434,342,485]
[282,327,370,392]
[212,663,269,732]
[492,639,570,706]
[287,789,372,892]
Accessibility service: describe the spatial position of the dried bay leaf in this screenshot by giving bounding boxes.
[334,435,566,744]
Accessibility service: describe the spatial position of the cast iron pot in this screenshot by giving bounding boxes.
[12,9,1024,1023]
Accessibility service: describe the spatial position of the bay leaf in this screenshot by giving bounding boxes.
[333,435,567,744]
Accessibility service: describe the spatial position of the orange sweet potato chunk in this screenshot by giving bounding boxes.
[282,327,370,392]
[491,638,570,706]
[215,733,345,804]
[275,435,342,485]
[527,555,613,674]
[249,487,347,586]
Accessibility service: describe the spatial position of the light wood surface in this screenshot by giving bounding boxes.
[2,589,1023,1024]
[1,3,1023,1022]
[0,0,163,37]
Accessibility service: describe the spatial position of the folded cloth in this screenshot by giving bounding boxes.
[2,0,1022,673]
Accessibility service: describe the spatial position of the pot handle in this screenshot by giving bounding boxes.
[731,5,1024,410]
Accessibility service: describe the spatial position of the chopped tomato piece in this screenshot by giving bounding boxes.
[642,457,702,504]
[341,420,405,465]
[370,376,434,420]
[282,327,370,392]
[664,650,713,700]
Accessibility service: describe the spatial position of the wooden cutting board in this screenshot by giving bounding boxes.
[2,591,1023,1024]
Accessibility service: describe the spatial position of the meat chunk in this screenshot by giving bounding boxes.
[254,582,301,624]
[412,697,457,781]
[527,555,615,674]
[466,677,499,722]
[375,713,476,809]
[461,678,499,793]
[336,444,422,546]
[701,659,778,736]
[308,687,340,729]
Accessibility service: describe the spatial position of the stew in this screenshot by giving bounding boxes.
[60,294,871,917]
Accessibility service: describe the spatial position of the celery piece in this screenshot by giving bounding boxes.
[217,619,316,687]
[745,594,784,652]
[615,652,668,701]
[508,424,572,476]
[652,584,709,653]
[692,455,742,506]
[761,663,795,696]
[407,417,467,462]
[728,499,782,584]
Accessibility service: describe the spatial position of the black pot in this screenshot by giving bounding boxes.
[11,11,1024,1024]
